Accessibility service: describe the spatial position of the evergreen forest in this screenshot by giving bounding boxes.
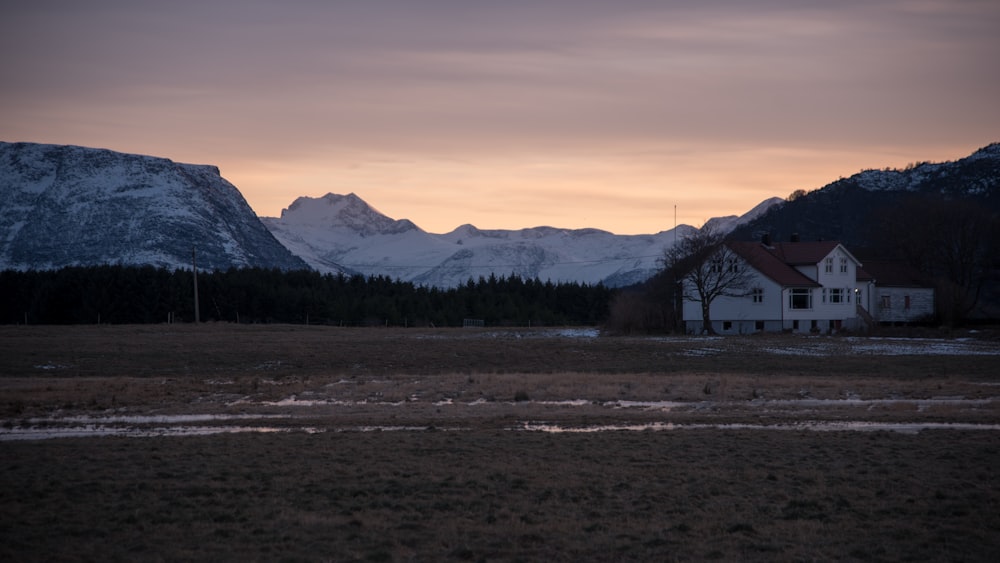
[0,266,612,327]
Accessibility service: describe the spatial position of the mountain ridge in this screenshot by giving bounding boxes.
[0,142,307,271]
[261,192,778,287]
[729,141,1000,247]
[5,140,995,291]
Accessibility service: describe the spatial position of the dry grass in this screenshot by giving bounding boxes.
[2,324,997,381]
[1,324,999,561]
[2,430,998,562]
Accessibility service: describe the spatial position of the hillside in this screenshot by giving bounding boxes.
[0,142,307,271]
[729,142,1000,247]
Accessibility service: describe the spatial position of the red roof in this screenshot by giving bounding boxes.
[727,241,820,287]
[767,241,842,265]
[727,240,914,289]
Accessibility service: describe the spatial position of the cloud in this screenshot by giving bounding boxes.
[1,0,997,233]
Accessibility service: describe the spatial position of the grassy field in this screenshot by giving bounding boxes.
[1,324,999,561]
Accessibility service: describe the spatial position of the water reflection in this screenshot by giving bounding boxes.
[0,425,324,441]
[4,418,999,441]
[518,421,1000,434]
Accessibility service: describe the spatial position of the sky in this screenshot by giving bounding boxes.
[2,1,998,235]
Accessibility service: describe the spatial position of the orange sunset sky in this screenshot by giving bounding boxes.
[2,1,998,234]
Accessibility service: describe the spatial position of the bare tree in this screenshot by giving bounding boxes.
[662,226,754,335]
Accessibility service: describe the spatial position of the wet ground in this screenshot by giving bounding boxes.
[4,376,998,440]
[3,326,998,440]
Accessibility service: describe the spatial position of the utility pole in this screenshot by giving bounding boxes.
[674,205,678,245]
[192,247,200,324]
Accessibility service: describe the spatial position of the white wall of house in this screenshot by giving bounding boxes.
[681,271,784,334]
[780,285,870,332]
[817,248,857,289]
[682,245,877,334]
[873,287,935,323]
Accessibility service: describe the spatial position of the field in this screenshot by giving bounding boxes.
[2,324,999,561]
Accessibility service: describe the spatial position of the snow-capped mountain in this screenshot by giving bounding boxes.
[0,142,306,271]
[262,192,781,287]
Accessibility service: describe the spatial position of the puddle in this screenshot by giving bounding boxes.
[605,400,687,410]
[22,413,291,425]
[0,425,324,441]
[681,348,724,357]
[5,417,1000,441]
[223,395,997,412]
[0,413,306,442]
[0,412,463,441]
[483,328,601,339]
[344,425,465,433]
[518,421,1000,434]
[536,400,593,406]
[602,397,997,413]
[244,397,359,407]
[4,395,997,441]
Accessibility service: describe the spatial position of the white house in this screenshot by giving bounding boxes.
[682,238,876,334]
[861,260,936,324]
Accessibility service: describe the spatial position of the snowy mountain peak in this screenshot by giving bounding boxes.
[263,192,781,287]
[279,192,418,236]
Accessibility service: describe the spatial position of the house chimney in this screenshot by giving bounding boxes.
[761,233,772,246]
[790,233,800,243]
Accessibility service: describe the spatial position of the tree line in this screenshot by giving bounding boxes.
[0,266,612,327]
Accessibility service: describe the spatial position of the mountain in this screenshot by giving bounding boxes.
[262,193,780,288]
[17,139,990,290]
[701,197,785,234]
[0,142,307,271]
[729,142,1000,247]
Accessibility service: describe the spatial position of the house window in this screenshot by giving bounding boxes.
[828,288,844,304]
[751,288,764,304]
[789,289,812,309]
[712,257,740,274]
[840,258,848,273]
[880,295,891,309]
[722,321,732,331]
[904,295,911,309]
[755,320,764,331]
[825,258,833,273]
